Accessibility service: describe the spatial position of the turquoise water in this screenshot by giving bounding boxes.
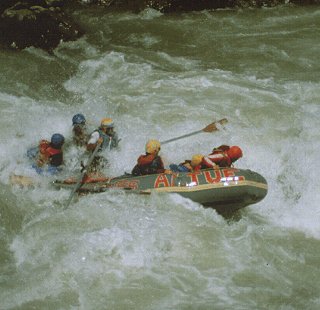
[1,5,320,309]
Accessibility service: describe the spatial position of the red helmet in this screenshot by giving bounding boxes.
[227,146,243,162]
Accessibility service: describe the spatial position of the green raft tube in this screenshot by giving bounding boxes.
[53,167,268,214]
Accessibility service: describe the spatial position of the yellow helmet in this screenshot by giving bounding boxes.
[191,154,203,167]
[145,139,161,154]
[100,118,114,128]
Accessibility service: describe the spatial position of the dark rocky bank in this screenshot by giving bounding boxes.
[0,0,83,52]
[1,0,319,52]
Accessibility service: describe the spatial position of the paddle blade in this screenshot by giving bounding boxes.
[202,118,228,133]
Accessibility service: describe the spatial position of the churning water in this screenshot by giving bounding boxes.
[1,5,320,309]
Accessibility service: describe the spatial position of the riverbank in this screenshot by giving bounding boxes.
[1,0,319,51]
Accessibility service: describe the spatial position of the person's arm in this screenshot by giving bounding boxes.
[155,156,165,173]
[87,131,100,151]
[155,156,172,174]
[37,152,48,167]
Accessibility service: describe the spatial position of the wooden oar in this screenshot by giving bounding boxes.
[64,143,101,209]
[160,118,228,145]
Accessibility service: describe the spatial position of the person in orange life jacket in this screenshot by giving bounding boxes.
[169,154,204,173]
[27,133,65,175]
[202,145,243,169]
[72,113,89,147]
[86,118,120,172]
[131,139,171,176]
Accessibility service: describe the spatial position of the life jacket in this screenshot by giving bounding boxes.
[37,140,62,167]
[96,129,120,151]
[132,153,165,175]
[203,146,232,168]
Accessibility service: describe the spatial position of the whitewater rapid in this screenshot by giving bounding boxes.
[1,5,320,310]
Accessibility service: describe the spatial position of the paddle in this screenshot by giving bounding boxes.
[160,118,228,145]
[64,142,101,209]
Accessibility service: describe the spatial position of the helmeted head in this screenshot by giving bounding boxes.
[227,146,243,162]
[191,154,204,167]
[145,139,161,154]
[51,133,65,148]
[100,118,114,130]
[72,113,86,125]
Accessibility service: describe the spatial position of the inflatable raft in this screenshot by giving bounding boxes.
[53,167,268,213]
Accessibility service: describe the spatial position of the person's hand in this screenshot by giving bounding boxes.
[164,169,173,174]
[37,153,47,167]
[97,137,103,145]
[87,143,96,151]
[213,164,220,170]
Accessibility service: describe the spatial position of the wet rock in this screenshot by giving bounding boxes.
[235,0,288,7]
[144,0,235,13]
[0,0,83,52]
[290,0,320,3]
[143,0,317,12]
[84,0,320,12]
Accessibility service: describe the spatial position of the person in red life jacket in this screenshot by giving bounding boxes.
[27,133,65,175]
[170,154,204,172]
[202,145,243,169]
[131,139,171,176]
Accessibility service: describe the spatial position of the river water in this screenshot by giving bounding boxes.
[1,4,320,309]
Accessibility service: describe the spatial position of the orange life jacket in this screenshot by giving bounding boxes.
[132,153,165,175]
